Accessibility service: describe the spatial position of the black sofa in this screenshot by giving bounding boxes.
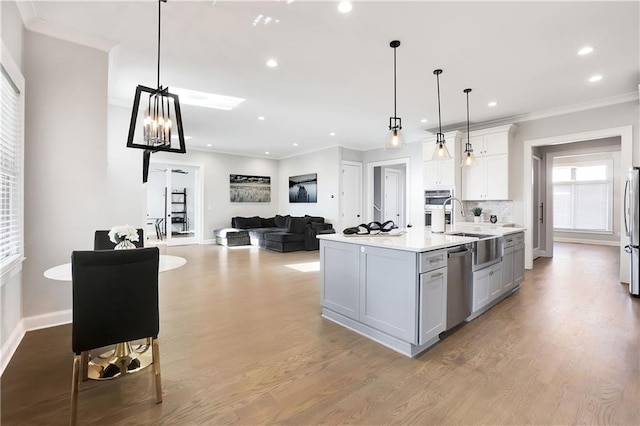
[214,215,334,252]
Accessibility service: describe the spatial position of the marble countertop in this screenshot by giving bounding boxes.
[317,225,526,253]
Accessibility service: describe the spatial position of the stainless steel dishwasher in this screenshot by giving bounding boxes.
[446,245,473,330]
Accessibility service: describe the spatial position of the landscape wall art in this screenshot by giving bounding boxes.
[289,173,317,203]
[230,174,271,202]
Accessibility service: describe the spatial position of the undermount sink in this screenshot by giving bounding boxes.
[446,232,495,239]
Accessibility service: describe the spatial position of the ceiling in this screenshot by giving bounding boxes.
[20,1,640,158]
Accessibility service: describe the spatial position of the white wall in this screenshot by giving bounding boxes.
[278,147,340,226]
[154,147,280,236]
[510,101,639,228]
[22,31,109,318]
[0,0,26,365]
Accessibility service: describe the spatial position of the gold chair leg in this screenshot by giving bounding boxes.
[70,354,81,426]
[80,351,89,382]
[152,338,163,403]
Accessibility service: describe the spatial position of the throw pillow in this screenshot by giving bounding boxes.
[304,215,325,224]
[234,216,262,229]
[287,217,309,234]
[261,216,277,227]
[274,214,288,228]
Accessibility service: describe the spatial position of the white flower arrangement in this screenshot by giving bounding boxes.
[108,225,140,244]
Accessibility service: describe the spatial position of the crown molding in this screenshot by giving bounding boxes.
[15,0,117,52]
[437,91,639,134]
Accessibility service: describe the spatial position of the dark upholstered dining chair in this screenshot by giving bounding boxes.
[93,229,144,250]
[70,247,162,425]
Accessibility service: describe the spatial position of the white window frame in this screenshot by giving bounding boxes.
[1,42,25,284]
[552,158,614,234]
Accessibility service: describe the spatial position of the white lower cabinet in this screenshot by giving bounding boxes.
[320,241,360,320]
[360,246,418,343]
[419,266,447,345]
[502,246,515,293]
[472,262,502,313]
[514,244,525,286]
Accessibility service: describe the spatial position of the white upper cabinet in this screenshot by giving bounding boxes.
[423,131,462,190]
[461,125,515,200]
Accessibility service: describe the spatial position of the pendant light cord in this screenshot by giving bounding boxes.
[466,90,470,148]
[436,72,442,135]
[157,0,161,89]
[393,46,397,119]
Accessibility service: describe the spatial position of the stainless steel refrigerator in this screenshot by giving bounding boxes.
[624,167,640,296]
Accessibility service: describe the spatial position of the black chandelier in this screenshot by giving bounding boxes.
[431,69,451,160]
[127,0,186,183]
[385,40,405,149]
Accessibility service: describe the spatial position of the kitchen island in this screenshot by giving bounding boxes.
[317,225,525,357]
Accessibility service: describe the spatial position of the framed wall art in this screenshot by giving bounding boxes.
[289,173,317,203]
[230,174,271,202]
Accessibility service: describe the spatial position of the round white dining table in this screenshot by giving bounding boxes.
[44,254,186,281]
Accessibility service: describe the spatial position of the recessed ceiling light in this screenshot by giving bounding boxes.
[258,116,265,121]
[578,46,595,56]
[266,59,278,68]
[329,132,336,136]
[265,151,270,155]
[171,87,245,111]
[589,74,603,82]
[171,135,192,140]
[207,144,212,147]
[420,119,428,123]
[293,143,298,146]
[338,1,353,13]
[488,101,498,107]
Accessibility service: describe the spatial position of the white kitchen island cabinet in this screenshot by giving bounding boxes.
[318,226,526,357]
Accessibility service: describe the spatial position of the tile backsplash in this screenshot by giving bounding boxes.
[463,200,514,224]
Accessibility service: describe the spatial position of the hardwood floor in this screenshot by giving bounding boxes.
[2,242,638,425]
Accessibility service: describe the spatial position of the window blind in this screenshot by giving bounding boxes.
[1,66,21,268]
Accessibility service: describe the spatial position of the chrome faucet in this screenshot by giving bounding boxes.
[443,197,466,222]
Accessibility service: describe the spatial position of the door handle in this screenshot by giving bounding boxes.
[539,202,544,224]
[624,179,630,236]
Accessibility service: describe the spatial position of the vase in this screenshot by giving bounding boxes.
[115,239,136,250]
[473,216,481,223]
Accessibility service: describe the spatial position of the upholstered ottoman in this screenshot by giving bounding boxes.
[214,228,250,247]
[264,232,305,253]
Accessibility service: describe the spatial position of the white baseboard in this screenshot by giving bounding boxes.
[554,237,620,247]
[23,309,72,331]
[1,309,72,376]
[1,319,25,376]
[203,238,216,245]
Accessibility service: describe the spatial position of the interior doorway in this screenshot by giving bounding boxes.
[523,126,632,284]
[367,159,410,228]
[146,161,204,246]
[532,154,544,259]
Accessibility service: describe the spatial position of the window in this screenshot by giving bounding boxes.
[1,53,25,277]
[552,160,613,233]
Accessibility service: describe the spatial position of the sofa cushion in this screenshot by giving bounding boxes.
[264,232,305,243]
[305,215,325,224]
[233,216,262,229]
[287,217,309,234]
[274,214,288,228]
[261,216,277,227]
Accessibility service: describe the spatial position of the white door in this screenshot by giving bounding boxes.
[341,161,362,230]
[532,155,542,259]
[384,168,401,226]
[163,164,202,246]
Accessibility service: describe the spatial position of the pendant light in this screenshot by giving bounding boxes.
[431,69,451,160]
[385,40,405,149]
[461,88,477,167]
[127,0,187,183]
